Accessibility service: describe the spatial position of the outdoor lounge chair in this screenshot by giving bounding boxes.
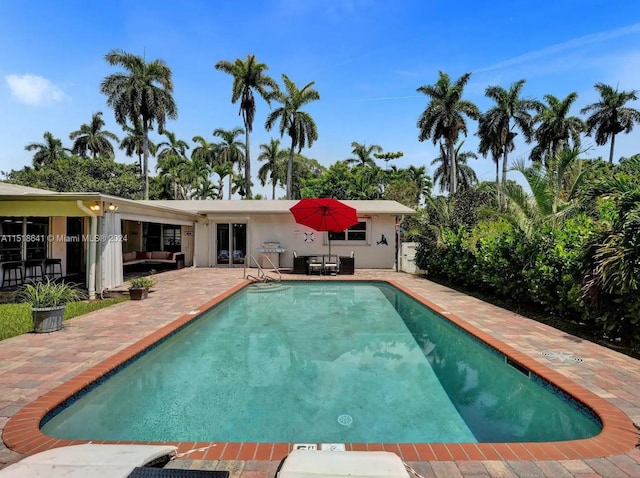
[323,254,339,275]
[307,256,323,274]
[0,444,185,478]
[276,450,409,478]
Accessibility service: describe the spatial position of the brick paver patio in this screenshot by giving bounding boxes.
[1,268,639,477]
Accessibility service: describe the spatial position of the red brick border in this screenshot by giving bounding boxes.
[4,279,637,461]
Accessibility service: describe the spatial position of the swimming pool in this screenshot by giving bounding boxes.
[40,281,600,444]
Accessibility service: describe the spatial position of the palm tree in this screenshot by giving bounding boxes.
[258,138,287,199]
[477,112,512,184]
[69,112,120,159]
[155,132,190,199]
[265,74,320,199]
[119,121,157,173]
[531,93,584,165]
[100,49,178,199]
[580,83,640,163]
[343,141,383,168]
[157,131,190,163]
[499,147,588,237]
[583,156,640,307]
[179,156,211,199]
[483,79,541,186]
[431,141,478,193]
[417,71,479,194]
[211,162,234,199]
[191,135,216,166]
[215,54,278,198]
[406,165,431,205]
[231,172,247,198]
[156,154,188,199]
[193,178,219,200]
[213,127,245,200]
[25,131,70,168]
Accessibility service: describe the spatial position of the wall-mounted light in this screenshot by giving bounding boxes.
[107,203,119,212]
[89,202,101,212]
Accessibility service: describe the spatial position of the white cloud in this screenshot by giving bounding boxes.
[4,74,67,105]
[475,22,640,74]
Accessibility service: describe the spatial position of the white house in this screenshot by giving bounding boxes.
[0,182,416,297]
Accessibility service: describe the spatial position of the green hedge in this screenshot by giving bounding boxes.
[414,213,639,344]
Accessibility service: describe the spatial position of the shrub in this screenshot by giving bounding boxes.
[129,276,155,289]
[18,279,86,308]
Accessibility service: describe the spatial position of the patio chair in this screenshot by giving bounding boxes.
[307,256,323,275]
[323,254,339,275]
[276,450,409,477]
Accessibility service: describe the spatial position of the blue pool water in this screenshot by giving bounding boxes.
[41,282,601,443]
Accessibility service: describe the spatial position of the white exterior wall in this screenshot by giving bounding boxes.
[193,221,209,267]
[198,214,398,269]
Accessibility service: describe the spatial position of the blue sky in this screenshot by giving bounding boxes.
[1,0,640,197]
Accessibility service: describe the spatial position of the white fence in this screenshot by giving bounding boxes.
[398,242,424,274]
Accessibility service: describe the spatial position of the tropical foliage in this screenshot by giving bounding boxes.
[265,74,320,199]
[215,54,277,197]
[24,132,70,169]
[415,152,640,352]
[69,112,120,159]
[100,49,177,199]
[417,71,479,194]
[580,83,640,163]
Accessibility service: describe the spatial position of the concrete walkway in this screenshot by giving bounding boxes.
[1,268,639,477]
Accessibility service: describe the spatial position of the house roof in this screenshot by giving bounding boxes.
[0,182,416,218]
[0,182,55,195]
[140,199,417,215]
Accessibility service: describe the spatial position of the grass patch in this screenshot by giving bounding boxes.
[0,298,128,342]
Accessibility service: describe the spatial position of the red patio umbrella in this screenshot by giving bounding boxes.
[289,198,359,255]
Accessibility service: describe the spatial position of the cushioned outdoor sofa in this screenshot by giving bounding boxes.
[122,251,185,269]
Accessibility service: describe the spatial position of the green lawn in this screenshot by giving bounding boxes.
[0,298,128,341]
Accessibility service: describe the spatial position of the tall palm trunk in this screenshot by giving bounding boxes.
[142,120,150,200]
[609,133,616,164]
[287,139,295,200]
[228,175,232,200]
[502,148,509,185]
[495,156,499,183]
[244,120,252,198]
[271,180,276,200]
[448,139,457,194]
[218,177,224,199]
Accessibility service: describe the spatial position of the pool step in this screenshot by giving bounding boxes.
[247,282,290,293]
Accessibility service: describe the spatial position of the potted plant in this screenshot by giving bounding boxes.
[128,276,154,300]
[18,279,86,333]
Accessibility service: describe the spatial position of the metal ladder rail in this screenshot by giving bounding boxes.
[259,254,282,282]
[243,254,280,283]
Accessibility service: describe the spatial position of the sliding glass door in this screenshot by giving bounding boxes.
[215,223,246,267]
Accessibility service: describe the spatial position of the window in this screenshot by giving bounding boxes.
[26,217,49,259]
[142,223,182,252]
[143,223,162,251]
[0,217,23,261]
[329,221,368,242]
[0,217,49,261]
[162,225,181,252]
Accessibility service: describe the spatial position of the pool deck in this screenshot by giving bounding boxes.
[1,268,640,477]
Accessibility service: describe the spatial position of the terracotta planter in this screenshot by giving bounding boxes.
[129,288,149,300]
[32,305,65,333]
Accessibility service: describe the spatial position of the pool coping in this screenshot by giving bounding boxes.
[3,278,638,462]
